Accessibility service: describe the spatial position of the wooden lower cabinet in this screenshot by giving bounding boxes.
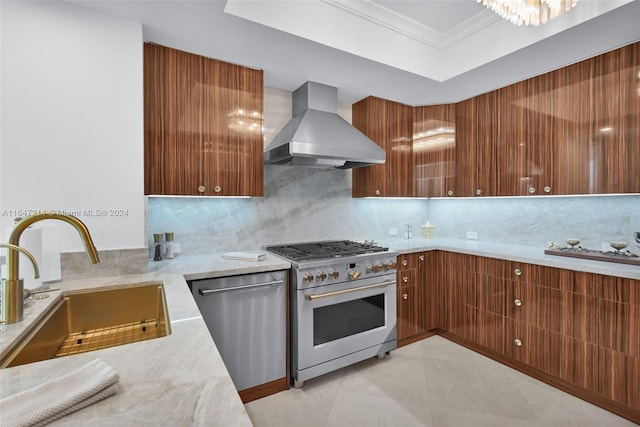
[440,253,639,423]
[396,252,439,345]
[599,349,640,411]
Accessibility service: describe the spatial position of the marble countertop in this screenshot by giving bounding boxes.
[0,253,290,426]
[380,237,640,280]
[1,239,636,425]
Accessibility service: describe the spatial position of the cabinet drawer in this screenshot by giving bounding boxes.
[397,254,416,270]
[398,268,417,287]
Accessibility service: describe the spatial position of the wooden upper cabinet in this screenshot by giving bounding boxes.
[496,79,554,196]
[352,96,413,197]
[551,43,639,195]
[353,42,637,199]
[619,42,640,194]
[455,93,497,197]
[454,98,477,197]
[144,43,264,196]
[413,104,456,197]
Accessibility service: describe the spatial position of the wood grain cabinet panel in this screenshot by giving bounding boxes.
[600,300,640,358]
[444,252,477,341]
[455,94,497,197]
[352,97,387,198]
[397,284,421,341]
[352,96,413,197]
[442,254,639,421]
[144,43,264,196]
[413,104,456,197]
[454,98,477,197]
[600,277,640,358]
[619,42,640,193]
[396,252,439,345]
[599,348,640,411]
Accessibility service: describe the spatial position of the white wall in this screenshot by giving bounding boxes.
[0,1,145,251]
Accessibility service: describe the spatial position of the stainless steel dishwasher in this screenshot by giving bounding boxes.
[189,270,287,393]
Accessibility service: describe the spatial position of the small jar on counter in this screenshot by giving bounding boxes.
[165,232,175,259]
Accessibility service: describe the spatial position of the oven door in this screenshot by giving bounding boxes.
[295,274,397,370]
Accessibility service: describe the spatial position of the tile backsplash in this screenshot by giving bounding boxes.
[429,195,640,251]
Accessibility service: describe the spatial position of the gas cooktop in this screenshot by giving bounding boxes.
[265,240,388,262]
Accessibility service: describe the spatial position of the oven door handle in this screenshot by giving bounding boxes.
[305,280,396,300]
[198,279,285,295]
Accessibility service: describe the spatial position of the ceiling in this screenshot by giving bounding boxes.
[69,0,640,106]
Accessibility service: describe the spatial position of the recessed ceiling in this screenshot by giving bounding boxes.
[70,0,640,106]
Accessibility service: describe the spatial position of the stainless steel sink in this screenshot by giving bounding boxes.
[1,282,171,368]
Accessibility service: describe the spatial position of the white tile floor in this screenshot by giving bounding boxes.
[245,336,638,427]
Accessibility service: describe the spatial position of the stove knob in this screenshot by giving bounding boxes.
[303,272,314,284]
[329,269,339,280]
[374,262,384,272]
[366,264,375,273]
[348,269,361,280]
[385,260,397,270]
[316,271,327,281]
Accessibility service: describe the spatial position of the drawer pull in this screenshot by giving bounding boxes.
[514,268,522,276]
[544,186,552,193]
[514,299,522,307]
[197,185,205,193]
[447,190,454,196]
[375,189,381,196]
[514,339,523,347]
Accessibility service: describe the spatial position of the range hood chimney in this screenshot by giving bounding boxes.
[264,81,385,169]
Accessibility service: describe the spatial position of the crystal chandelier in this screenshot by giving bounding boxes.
[478,0,579,26]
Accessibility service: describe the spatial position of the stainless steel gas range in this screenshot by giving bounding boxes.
[265,240,398,388]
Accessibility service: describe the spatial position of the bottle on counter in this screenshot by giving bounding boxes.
[165,232,175,259]
[152,233,163,261]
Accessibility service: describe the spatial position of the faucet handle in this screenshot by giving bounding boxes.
[0,243,39,279]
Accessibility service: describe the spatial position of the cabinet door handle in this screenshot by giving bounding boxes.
[419,255,424,261]
[528,187,536,194]
[475,189,482,195]
[402,260,408,267]
[514,299,523,307]
[198,185,206,193]
[375,189,381,196]
[403,293,408,300]
[402,276,408,283]
[544,186,552,193]
[514,268,522,276]
[514,339,523,347]
[214,185,221,193]
[447,190,454,196]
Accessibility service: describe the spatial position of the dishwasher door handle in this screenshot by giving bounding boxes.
[198,279,285,296]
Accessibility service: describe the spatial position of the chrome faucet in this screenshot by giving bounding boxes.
[2,213,100,324]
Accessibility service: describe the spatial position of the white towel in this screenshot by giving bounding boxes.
[0,359,120,427]
[221,251,267,262]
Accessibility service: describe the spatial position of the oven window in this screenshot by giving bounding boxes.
[313,294,385,346]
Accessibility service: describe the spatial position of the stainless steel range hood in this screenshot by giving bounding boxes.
[264,81,385,169]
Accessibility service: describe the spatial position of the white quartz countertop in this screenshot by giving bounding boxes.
[0,253,290,426]
[1,240,636,425]
[381,237,640,280]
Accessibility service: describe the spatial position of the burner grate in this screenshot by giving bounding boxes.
[266,240,388,261]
